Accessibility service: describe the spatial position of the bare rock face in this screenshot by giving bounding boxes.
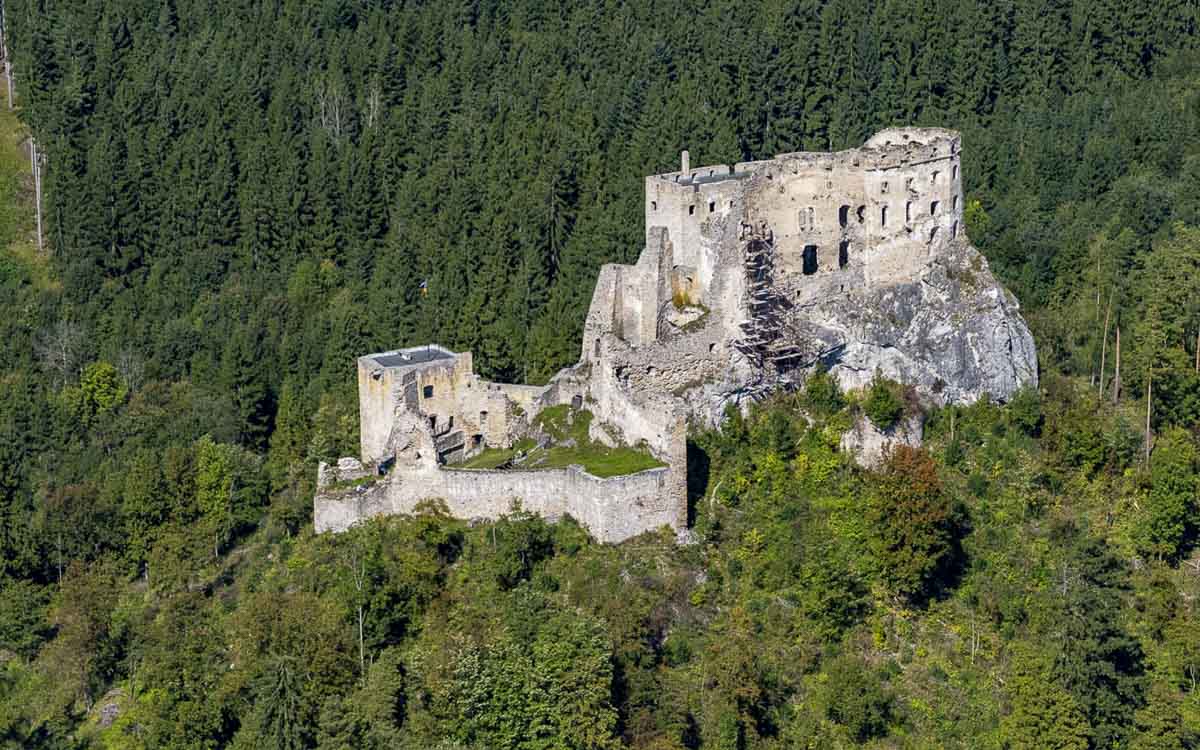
[840,413,924,469]
[780,242,1037,406]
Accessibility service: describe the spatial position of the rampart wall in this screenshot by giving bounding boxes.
[314,464,677,543]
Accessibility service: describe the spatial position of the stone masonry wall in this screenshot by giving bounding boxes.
[314,464,677,543]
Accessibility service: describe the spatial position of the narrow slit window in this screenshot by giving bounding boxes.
[838,205,850,229]
[930,200,940,215]
[952,195,959,212]
[838,241,849,269]
[709,200,715,213]
[952,165,958,181]
[905,202,912,222]
[881,206,888,227]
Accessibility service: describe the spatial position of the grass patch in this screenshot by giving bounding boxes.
[454,407,665,477]
[326,474,379,491]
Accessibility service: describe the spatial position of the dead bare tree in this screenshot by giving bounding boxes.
[34,319,87,386]
[116,348,146,392]
[31,139,43,253]
[1098,289,1113,399]
[365,82,381,130]
[316,78,346,141]
[1112,325,1122,404]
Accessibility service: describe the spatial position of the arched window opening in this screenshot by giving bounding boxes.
[802,245,818,275]
[838,205,850,229]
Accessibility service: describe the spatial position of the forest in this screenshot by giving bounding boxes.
[0,0,1199,747]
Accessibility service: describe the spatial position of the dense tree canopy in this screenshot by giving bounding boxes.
[0,0,1198,748]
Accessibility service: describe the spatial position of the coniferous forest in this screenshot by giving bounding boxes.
[1,0,1199,747]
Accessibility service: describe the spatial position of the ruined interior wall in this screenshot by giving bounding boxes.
[359,361,402,464]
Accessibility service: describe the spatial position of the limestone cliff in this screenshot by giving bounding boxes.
[774,240,1037,406]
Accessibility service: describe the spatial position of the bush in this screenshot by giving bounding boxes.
[802,369,844,416]
[1007,385,1043,436]
[864,376,904,430]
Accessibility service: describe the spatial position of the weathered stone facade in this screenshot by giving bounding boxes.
[315,127,1037,542]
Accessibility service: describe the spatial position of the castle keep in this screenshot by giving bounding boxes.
[315,127,1037,542]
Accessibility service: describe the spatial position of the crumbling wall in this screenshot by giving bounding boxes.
[314,464,677,543]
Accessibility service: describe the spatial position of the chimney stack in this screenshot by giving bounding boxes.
[681,149,690,175]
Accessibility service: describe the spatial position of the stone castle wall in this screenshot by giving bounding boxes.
[314,463,677,544]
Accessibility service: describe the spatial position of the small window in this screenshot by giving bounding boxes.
[838,240,849,269]
[448,415,454,429]
[593,339,600,358]
[881,181,889,194]
[952,195,959,212]
[952,165,958,181]
[838,205,850,229]
[651,200,657,211]
[480,410,488,425]
[952,220,959,237]
[930,200,940,216]
[423,385,434,398]
[881,206,888,227]
[429,415,438,431]
[929,226,939,243]
[802,245,818,275]
[932,170,939,184]
[798,210,807,231]
[708,200,715,213]
[688,204,695,215]
[808,207,814,228]
[905,177,913,191]
[856,205,866,224]
[905,201,912,222]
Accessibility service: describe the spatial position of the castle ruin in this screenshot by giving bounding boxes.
[315,127,1037,542]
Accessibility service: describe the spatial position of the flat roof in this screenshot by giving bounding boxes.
[367,345,455,368]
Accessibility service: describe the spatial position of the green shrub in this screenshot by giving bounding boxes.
[802,369,844,416]
[864,376,904,430]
